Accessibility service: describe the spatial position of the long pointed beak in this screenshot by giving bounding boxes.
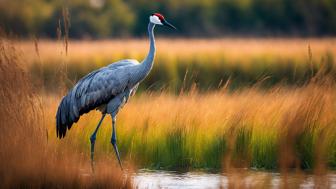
[162,20,177,30]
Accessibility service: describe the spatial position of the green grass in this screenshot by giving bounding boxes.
[46,82,336,172]
[54,120,335,172]
[30,51,336,93]
[30,39,336,172]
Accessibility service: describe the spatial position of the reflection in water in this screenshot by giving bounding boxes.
[133,170,336,189]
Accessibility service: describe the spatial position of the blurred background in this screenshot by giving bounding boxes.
[1,0,336,38]
[0,0,335,93]
[1,1,336,188]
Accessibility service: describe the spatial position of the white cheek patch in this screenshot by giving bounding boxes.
[150,15,163,25]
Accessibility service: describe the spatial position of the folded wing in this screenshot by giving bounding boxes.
[56,59,139,138]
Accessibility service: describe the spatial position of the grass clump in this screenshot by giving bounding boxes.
[42,74,336,172]
[6,38,336,177]
[20,39,336,93]
[0,39,133,188]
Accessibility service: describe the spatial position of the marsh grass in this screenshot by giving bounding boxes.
[2,37,336,188]
[0,39,133,188]
[18,38,336,93]
[42,74,336,172]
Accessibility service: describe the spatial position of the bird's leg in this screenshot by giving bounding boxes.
[111,115,123,170]
[90,113,106,172]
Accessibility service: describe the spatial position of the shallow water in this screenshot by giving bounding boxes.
[133,170,336,189]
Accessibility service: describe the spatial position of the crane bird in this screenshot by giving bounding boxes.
[56,13,176,170]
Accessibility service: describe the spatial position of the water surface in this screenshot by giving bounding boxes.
[133,170,336,189]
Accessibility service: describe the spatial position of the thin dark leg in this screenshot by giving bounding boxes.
[111,115,123,170]
[90,113,106,172]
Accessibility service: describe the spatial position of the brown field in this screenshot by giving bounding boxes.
[0,40,133,188]
[14,38,336,93]
[1,38,336,188]
[16,38,336,65]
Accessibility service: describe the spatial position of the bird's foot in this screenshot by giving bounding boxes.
[111,141,123,170]
[91,159,95,174]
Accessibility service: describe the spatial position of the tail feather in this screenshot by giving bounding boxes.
[56,94,79,138]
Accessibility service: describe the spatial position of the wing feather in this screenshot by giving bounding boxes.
[56,59,139,138]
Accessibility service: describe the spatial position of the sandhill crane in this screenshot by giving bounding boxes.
[56,13,176,170]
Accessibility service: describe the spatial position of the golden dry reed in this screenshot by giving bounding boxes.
[30,38,336,172]
[0,39,133,188]
[18,38,336,93]
[43,73,336,170]
[2,38,336,188]
[16,38,336,63]
[40,73,336,188]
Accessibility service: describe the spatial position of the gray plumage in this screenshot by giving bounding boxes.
[55,13,175,170]
[56,23,156,138]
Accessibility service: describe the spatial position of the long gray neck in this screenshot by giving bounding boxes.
[140,22,156,77]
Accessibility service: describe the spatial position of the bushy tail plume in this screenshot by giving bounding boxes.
[56,94,79,138]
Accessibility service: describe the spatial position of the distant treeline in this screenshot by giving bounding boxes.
[1,0,336,38]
